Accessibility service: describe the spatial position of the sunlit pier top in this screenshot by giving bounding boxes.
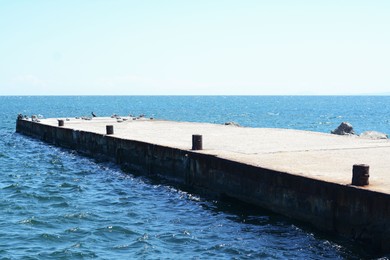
[40,116,390,194]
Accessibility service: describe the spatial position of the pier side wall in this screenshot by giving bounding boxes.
[16,119,390,252]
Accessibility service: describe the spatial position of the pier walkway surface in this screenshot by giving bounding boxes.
[41,117,390,194]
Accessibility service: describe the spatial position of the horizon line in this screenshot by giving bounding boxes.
[1,93,390,97]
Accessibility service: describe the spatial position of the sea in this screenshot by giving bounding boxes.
[1,96,389,259]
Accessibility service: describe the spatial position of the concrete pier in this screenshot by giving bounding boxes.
[15,117,390,252]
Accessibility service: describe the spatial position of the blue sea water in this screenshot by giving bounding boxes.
[1,96,389,259]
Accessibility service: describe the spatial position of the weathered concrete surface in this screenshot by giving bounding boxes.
[36,117,390,193]
[16,117,390,252]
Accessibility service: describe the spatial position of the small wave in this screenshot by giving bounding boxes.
[2,183,20,190]
[137,233,149,241]
[156,230,195,245]
[267,112,280,116]
[59,182,83,192]
[29,193,66,203]
[40,233,61,241]
[113,244,130,250]
[50,201,70,208]
[65,227,80,233]
[18,217,47,227]
[208,243,227,250]
[63,212,91,220]
[128,239,153,249]
[95,225,140,237]
[64,227,90,236]
[39,248,98,258]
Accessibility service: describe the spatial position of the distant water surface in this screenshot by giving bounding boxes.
[0,96,389,259]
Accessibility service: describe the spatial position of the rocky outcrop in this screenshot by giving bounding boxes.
[331,122,356,136]
[360,131,388,140]
[224,122,240,127]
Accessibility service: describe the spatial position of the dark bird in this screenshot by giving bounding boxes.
[91,112,96,117]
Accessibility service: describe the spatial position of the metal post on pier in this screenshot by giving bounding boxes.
[106,125,114,135]
[352,164,369,186]
[192,134,203,150]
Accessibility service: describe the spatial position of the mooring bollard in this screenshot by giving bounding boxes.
[352,164,369,186]
[106,125,114,135]
[192,134,203,150]
[58,120,64,127]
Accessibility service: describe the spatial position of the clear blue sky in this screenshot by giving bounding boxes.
[1,0,389,95]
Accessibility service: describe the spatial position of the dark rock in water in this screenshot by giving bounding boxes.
[224,122,240,127]
[360,131,388,139]
[331,122,355,135]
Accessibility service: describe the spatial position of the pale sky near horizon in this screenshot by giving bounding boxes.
[1,1,389,95]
